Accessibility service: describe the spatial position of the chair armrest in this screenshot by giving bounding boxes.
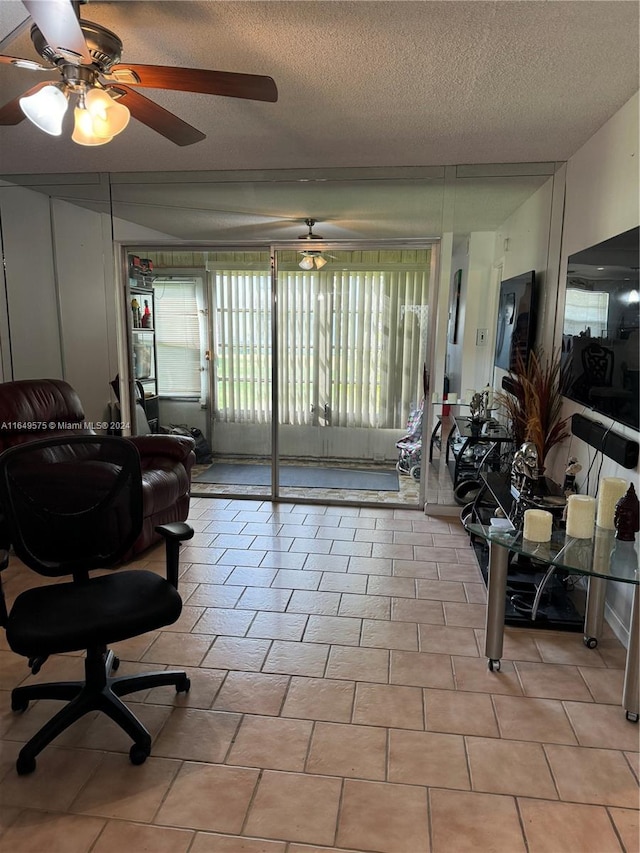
[156,522,194,588]
[128,434,195,465]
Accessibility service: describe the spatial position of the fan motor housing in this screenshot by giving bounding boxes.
[30,20,123,71]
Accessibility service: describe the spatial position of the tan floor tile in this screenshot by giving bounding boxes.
[534,634,607,667]
[443,602,487,628]
[262,641,329,677]
[165,605,208,633]
[596,637,628,669]
[201,637,272,672]
[191,833,286,852]
[388,728,470,789]
[625,750,639,780]
[353,682,424,729]
[424,688,499,737]
[347,555,393,575]
[0,810,105,853]
[451,655,522,696]
[142,666,226,709]
[474,628,543,662]
[236,587,293,612]
[281,676,355,722]
[247,611,309,641]
[180,560,230,580]
[563,701,640,750]
[70,754,181,820]
[307,720,386,780]
[153,708,241,762]
[287,590,341,616]
[244,770,342,846]
[430,788,526,853]
[393,559,438,578]
[272,569,322,590]
[186,585,244,608]
[319,573,367,594]
[360,619,418,651]
[93,820,194,852]
[325,646,389,683]
[304,553,349,572]
[0,747,103,810]
[579,666,626,704]
[467,736,558,799]
[545,744,639,807]
[415,579,466,601]
[463,582,487,603]
[493,695,578,744]
[518,798,624,853]
[338,593,391,619]
[192,607,256,636]
[49,701,172,755]
[226,714,313,770]
[224,566,278,586]
[389,649,454,689]
[213,671,289,715]
[437,562,483,583]
[391,597,444,624]
[419,624,479,657]
[367,575,416,598]
[142,632,215,667]
[155,763,259,832]
[336,778,429,853]
[287,847,360,853]
[515,661,593,701]
[608,807,640,853]
[303,615,362,646]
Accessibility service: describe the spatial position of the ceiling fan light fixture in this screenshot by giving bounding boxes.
[85,87,130,137]
[19,83,68,135]
[314,255,327,269]
[71,103,112,145]
[299,255,315,270]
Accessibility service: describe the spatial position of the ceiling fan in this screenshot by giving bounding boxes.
[297,218,332,269]
[0,0,278,147]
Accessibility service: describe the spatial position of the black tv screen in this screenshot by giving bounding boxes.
[561,227,639,433]
[494,270,536,371]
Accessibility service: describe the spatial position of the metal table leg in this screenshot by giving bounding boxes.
[622,583,639,722]
[485,541,509,671]
[583,576,607,649]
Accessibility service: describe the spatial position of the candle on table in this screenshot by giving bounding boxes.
[431,392,439,403]
[566,494,596,539]
[448,393,457,404]
[596,477,627,530]
[523,509,553,542]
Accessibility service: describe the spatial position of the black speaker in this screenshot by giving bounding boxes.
[571,414,639,469]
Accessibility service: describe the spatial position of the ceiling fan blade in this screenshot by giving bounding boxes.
[114,85,206,146]
[0,81,53,125]
[0,54,50,71]
[106,64,278,102]
[23,0,92,65]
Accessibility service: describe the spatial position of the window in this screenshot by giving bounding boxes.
[564,288,610,337]
[154,279,203,397]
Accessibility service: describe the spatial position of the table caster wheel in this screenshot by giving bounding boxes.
[583,636,598,649]
[625,711,639,723]
[488,659,501,672]
[129,742,150,765]
[16,754,36,775]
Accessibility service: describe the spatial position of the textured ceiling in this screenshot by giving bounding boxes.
[0,1,637,241]
[0,0,638,175]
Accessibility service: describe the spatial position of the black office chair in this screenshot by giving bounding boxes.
[0,435,194,775]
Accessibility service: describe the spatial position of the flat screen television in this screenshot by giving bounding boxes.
[561,227,639,432]
[494,270,537,371]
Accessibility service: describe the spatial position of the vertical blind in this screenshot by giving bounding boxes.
[212,266,429,429]
[154,279,202,397]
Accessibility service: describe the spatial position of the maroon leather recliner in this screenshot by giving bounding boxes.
[0,378,195,558]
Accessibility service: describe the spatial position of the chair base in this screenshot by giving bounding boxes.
[11,648,190,775]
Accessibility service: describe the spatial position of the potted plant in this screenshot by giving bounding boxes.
[496,348,570,475]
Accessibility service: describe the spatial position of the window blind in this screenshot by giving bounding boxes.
[153,279,202,397]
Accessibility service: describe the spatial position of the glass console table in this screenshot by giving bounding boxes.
[465,521,639,722]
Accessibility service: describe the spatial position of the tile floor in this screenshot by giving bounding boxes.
[0,498,638,853]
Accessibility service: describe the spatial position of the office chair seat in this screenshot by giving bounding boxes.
[7,570,182,658]
[0,435,194,776]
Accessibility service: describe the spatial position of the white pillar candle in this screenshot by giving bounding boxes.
[486,389,494,410]
[431,391,439,403]
[448,392,457,404]
[523,509,553,542]
[596,477,627,530]
[566,494,597,539]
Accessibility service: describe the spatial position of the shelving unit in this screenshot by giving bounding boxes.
[128,257,159,432]
[445,416,512,488]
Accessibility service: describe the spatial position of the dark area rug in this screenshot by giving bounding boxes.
[193,463,399,490]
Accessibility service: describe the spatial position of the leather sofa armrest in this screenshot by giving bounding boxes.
[128,434,196,465]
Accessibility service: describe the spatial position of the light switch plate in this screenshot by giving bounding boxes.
[476,328,487,345]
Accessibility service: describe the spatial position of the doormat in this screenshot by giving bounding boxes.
[193,463,399,491]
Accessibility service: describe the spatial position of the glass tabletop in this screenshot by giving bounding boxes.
[466,522,639,584]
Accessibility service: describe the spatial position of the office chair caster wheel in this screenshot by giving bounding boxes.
[488,659,501,672]
[129,743,150,765]
[111,656,120,671]
[11,695,29,713]
[583,636,598,649]
[626,711,639,723]
[16,754,36,775]
[176,675,191,694]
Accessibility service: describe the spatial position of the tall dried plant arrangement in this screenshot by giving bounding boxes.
[496,348,570,471]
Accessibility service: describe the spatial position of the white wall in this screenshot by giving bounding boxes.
[550,92,639,645]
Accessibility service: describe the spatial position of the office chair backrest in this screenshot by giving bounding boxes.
[0,436,143,578]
